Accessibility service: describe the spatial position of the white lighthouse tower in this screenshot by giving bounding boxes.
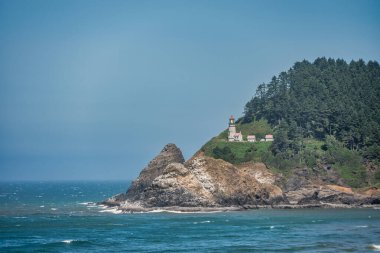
[228,115,243,142]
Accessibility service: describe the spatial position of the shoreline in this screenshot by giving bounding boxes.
[99,202,380,213]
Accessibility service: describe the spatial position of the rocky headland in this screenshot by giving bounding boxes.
[102,144,380,212]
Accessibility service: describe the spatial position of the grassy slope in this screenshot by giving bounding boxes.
[201,119,273,163]
[200,120,380,188]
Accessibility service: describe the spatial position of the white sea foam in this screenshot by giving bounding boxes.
[147,209,166,213]
[370,244,380,250]
[98,208,123,214]
[147,209,201,214]
[355,225,368,228]
[51,208,57,211]
[147,209,187,214]
[193,220,212,224]
[40,205,45,208]
[78,202,95,205]
[62,239,74,244]
[270,226,275,229]
[156,210,192,214]
[13,217,27,219]
[147,209,222,214]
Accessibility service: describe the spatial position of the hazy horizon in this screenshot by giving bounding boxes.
[1,0,380,181]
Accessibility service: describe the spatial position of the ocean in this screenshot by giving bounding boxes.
[1,181,380,252]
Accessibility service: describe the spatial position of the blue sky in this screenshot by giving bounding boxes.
[1,0,379,180]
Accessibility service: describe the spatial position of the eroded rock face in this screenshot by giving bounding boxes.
[103,144,380,211]
[141,162,214,207]
[124,143,185,201]
[103,144,286,209]
[185,156,284,206]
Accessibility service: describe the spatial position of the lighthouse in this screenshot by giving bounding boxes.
[228,115,243,142]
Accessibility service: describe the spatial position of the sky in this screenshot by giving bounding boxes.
[1,0,379,181]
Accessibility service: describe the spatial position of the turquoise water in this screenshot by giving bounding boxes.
[1,181,380,252]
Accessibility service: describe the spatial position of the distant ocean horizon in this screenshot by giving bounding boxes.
[1,181,380,252]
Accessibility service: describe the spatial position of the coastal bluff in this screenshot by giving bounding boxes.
[102,144,380,212]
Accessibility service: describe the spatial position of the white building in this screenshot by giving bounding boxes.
[265,134,274,141]
[247,135,256,142]
[228,115,243,142]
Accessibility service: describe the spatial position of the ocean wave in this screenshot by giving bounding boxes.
[193,220,213,224]
[369,244,380,251]
[62,239,75,244]
[78,202,95,205]
[355,225,368,228]
[58,239,91,246]
[146,209,192,214]
[269,225,287,229]
[98,208,123,214]
[147,209,222,214]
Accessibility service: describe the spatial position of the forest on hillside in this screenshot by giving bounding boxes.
[200,58,380,187]
[243,58,380,162]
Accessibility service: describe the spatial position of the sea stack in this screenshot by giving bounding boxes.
[102,143,380,212]
[102,143,286,211]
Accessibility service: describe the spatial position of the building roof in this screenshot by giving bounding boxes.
[247,135,256,138]
[229,115,235,120]
[265,134,273,139]
[233,133,242,137]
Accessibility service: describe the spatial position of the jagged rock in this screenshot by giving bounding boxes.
[103,144,286,210]
[185,156,284,206]
[124,143,185,201]
[141,162,214,207]
[284,184,378,206]
[102,144,380,211]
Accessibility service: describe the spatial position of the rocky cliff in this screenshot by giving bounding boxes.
[102,144,380,212]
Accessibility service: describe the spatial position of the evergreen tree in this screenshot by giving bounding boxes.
[244,58,380,159]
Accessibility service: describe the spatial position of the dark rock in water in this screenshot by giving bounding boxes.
[102,143,380,211]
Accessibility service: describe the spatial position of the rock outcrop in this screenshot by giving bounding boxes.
[102,144,380,212]
[125,143,185,201]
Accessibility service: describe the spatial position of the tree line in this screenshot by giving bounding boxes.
[243,58,380,161]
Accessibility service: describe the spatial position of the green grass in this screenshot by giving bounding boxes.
[201,121,377,188]
[200,119,274,164]
[236,119,273,140]
[201,136,272,164]
[335,165,367,188]
[304,139,324,152]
